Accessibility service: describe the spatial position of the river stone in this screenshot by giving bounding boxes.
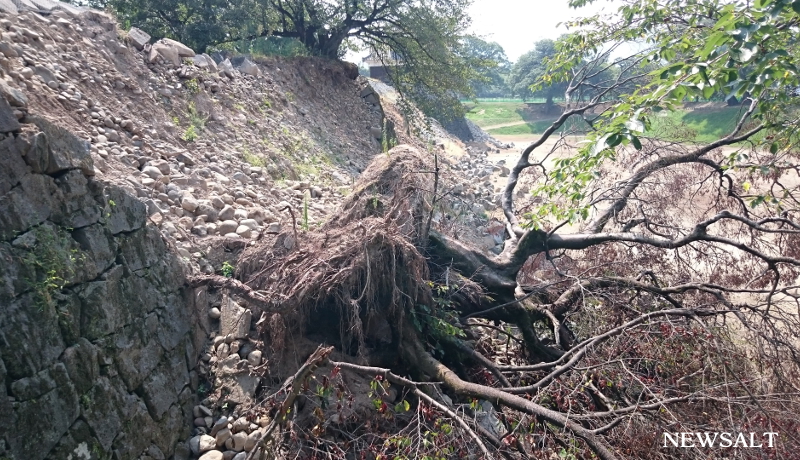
[189,434,216,455]
[199,451,224,460]
[214,428,231,448]
[217,219,238,235]
[209,417,229,437]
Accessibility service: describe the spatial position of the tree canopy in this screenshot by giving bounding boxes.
[462,36,511,98]
[509,39,566,105]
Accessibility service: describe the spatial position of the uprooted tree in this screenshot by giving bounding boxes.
[195,1,800,459]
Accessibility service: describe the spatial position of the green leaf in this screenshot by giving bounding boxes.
[625,118,645,132]
[792,1,800,14]
[770,142,778,154]
[394,400,411,413]
[591,135,609,156]
[670,86,687,100]
[606,133,623,148]
[731,44,757,62]
[659,63,683,80]
[631,135,643,150]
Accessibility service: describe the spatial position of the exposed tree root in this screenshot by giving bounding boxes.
[190,142,800,460]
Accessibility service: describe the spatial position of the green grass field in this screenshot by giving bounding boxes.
[647,106,745,143]
[464,102,530,127]
[467,101,752,142]
[464,100,562,127]
[488,117,591,135]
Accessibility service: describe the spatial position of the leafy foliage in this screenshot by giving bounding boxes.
[462,36,511,98]
[510,39,567,106]
[527,0,800,226]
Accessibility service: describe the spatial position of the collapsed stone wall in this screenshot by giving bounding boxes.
[0,98,205,460]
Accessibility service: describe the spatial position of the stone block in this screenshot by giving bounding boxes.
[113,320,164,391]
[116,225,165,272]
[219,59,235,79]
[0,135,29,196]
[140,361,179,421]
[44,419,103,460]
[78,265,129,340]
[127,27,151,50]
[155,298,191,352]
[0,292,66,380]
[0,79,27,107]
[33,65,58,86]
[218,373,260,409]
[236,58,259,77]
[0,0,18,14]
[81,377,125,451]
[161,38,195,57]
[10,364,59,401]
[220,297,251,339]
[103,184,147,235]
[71,223,117,281]
[0,92,20,132]
[51,169,101,228]
[112,394,158,459]
[8,363,79,460]
[150,42,180,66]
[0,173,57,240]
[152,404,186,456]
[60,338,99,395]
[28,116,93,176]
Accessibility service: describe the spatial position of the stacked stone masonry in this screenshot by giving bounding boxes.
[0,97,205,459]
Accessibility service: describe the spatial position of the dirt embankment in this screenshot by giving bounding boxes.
[0,7,402,264]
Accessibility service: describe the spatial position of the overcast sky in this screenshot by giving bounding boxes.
[468,0,619,62]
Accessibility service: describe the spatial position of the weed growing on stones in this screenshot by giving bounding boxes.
[19,225,83,310]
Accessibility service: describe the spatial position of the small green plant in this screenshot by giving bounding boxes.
[410,283,466,357]
[184,78,200,94]
[242,148,266,167]
[368,376,391,414]
[187,102,205,127]
[381,119,397,153]
[301,196,309,231]
[260,97,272,112]
[175,101,206,143]
[183,125,197,142]
[221,261,235,278]
[20,225,84,310]
[90,442,106,460]
[286,91,295,102]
